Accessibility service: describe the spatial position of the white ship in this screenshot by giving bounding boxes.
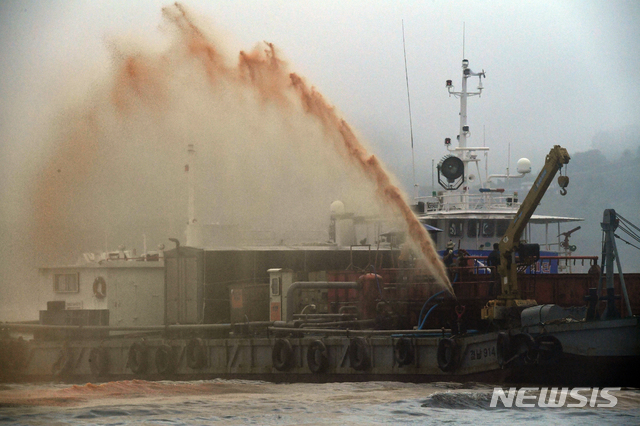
[414,58,583,272]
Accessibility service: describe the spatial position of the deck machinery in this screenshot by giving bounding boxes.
[482,145,571,324]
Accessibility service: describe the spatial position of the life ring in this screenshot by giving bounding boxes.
[534,335,563,365]
[89,347,109,376]
[348,337,371,371]
[437,338,459,372]
[8,338,29,372]
[496,332,511,367]
[272,338,294,371]
[52,344,74,377]
[89,346,110,376]
[306,340,329,374]
[155,344,176,375]
[128,341,148,374]
[186,338,207,370]
[0,341,7,375]
[93,277,107,299]
[394,337,414,367]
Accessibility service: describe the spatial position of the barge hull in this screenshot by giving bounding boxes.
[1,332,503,384]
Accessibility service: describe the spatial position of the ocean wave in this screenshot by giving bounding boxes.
[0,379,272,408]
[1,380,639,426]
[421,391,495,410]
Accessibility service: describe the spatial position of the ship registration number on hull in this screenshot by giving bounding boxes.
[468,344,497,361]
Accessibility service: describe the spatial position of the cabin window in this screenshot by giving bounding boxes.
[448,220,464,237]
[271,277,281,296]
[481,220,495,238]
[53,273,79,293]
[467,220,479,238]
[496,220,510,237]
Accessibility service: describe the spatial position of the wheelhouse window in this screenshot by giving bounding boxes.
[481,220,495,238]
[496,220,510,237]
[448,220,464,237]
[53,273,79,293]
[467,220,479,238]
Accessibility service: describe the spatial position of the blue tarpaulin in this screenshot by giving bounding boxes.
[423,224,442,232]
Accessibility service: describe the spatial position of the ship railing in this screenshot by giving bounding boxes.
[416,193,523,212]
[447,261,496,276]
[441,263,498,300]
[537,256,599,268]
[1,322,455,338]
[455,256,599,274]
[1,323,237,333]
[266,326,452,336]
[442,256,597,301]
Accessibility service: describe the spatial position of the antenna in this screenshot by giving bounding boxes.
[402,20,418,199]
[462,22,465,59]
[432,159,435,190]
[507,142,511,189]
[484,125,488,183]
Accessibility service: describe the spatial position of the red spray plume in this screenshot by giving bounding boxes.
[289,73,452,293]
[31,2,452,294]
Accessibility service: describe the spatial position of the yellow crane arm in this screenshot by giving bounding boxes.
[497,145,571,300]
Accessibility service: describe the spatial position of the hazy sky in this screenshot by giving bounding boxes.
[1,0,639,196]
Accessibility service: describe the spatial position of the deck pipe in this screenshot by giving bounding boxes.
[285,281,359,322]
[2,322,277,332]
[267,326,452,336]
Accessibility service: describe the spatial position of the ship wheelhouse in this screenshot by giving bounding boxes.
[412,57,583,270]
[421,211,582,254]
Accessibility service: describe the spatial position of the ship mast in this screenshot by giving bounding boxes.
[446,59,486,197]
[187,143,196,227]
[432,41,531,211]
[186,143,197,247]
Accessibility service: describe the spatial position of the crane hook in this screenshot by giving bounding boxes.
[558,175,569,196]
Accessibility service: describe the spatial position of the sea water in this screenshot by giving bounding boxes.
[0,380,638,425]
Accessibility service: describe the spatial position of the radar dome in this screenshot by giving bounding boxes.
[517,158,532,174]
[330,200,345,215]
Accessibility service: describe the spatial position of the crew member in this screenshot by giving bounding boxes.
[487,243,500,268]
[443,241,456,267]
[443,240,456,280]
[487,243,500,296]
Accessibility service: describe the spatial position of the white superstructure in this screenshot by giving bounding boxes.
[415,58,582,256]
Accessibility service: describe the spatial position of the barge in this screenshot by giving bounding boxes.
[2,56,638,388]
